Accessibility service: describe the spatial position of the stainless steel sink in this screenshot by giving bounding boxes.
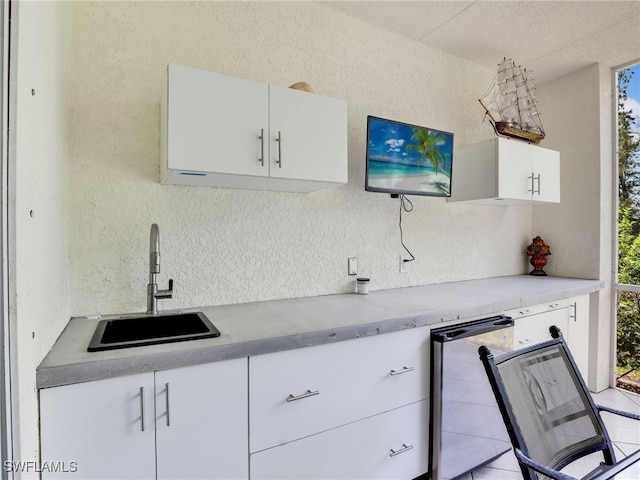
[87,312,220,352]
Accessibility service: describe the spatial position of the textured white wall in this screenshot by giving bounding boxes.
[68,1,532,317]
[534,64,615,391]
[534,66,603,279]
[11,0,71,469]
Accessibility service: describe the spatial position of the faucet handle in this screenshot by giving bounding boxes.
[156,279,173,299]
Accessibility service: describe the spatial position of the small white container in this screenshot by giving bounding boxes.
[356,277,370,295]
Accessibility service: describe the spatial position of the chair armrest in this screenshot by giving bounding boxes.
[589,449,640,480]
[514,449,578,480]
[596,404,640,421]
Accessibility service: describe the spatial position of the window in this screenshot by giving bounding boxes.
[616,62,640,394]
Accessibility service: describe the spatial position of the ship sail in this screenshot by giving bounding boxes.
[479,58,545,143]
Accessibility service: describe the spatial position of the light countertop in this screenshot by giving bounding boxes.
[36,275,603,389]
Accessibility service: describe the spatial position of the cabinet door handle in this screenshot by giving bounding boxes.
[570,302,577,322]
[165,383,171,427]
[276,131,282,168]
[389,443,414,457]
[528,172,535,194]
[390,366,415,376]
[286,389,319,402]
[258,128,265,166]
[139,387,145,432]
[535,173,541,195]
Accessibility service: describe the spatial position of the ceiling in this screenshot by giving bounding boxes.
[323,0,640,83]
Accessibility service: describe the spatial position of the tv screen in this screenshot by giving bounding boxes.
[365,116,454,197]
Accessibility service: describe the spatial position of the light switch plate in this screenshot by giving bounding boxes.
[348,257,358,275]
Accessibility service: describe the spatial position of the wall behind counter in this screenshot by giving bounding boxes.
[68,1,533,316]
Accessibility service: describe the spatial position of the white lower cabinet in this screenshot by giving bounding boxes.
[249,327,431,453]
[155,361,248,480]
[39,358,248,479]
[566,295,591,380]
[250,400,429,480]
[506,294,590,379]
[249,327,430,479]
[510,303,570,350]
[40,372,156,479]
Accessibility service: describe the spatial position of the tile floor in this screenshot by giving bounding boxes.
[465,388,640,480]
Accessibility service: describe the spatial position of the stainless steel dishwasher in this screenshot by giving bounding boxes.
[429,315,514,480]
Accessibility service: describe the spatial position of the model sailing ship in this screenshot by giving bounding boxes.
[479,57,545,144]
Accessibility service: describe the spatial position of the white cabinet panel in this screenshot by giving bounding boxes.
[156,358,248,480]
[510,303,570,350]
[249,327,430,453]
[515,306,569,348]
[449,137,560,205]
[40,360,249,480]
[251,400,429,480]
[269,84,347,184]
[162,64,347,192]
[566,294,590,380]
[40,373,156,479]
[507,295,590,381]
[166,64,269,177]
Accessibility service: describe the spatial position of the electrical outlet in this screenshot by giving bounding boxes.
[348,257,358,276]
[400,255,410,273]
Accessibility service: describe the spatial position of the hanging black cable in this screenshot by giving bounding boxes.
[399,194,415,262]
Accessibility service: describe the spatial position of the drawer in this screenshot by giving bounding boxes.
[513,306,570,349]
[503,299,570,320]
[249,327,430,452]
[250,400,429,480]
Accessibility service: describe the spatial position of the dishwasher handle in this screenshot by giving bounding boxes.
[432,315,513,343]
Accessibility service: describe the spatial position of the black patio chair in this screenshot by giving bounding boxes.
[478,325,640,480]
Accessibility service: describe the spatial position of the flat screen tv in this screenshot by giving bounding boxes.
[365,116,454,197]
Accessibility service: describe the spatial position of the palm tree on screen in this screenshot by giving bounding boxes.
[406,128,446,175]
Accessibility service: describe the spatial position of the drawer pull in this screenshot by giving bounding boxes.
[389,443,414,457]
[139,387,145,432]
[258,128,265,166]
[390,366,415,376]
[286,389,319,402]
[276,131,282,168]
[517,338,533,346]
[165,383,171,427]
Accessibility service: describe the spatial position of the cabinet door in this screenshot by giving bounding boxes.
[251,400,428,480]
[532,146,561,203]
[566,295,590,379]
[513,305,570,350]
[167,64,269,177]
[497,138,535,201]
[40,373,156,479]
[269,84,347,184]
[155,358,248,480]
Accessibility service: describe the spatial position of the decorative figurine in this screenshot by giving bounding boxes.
[526,236,551,276]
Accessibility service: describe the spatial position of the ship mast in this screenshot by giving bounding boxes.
[479,57,545,143]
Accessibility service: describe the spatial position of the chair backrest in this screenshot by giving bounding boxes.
[479,331,616,480]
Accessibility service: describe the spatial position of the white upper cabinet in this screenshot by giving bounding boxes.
[161,64,348,192]
[164,64,269,179]
[448,137,560,205]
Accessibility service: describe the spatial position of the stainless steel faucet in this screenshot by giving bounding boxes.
[146,223,173,314]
